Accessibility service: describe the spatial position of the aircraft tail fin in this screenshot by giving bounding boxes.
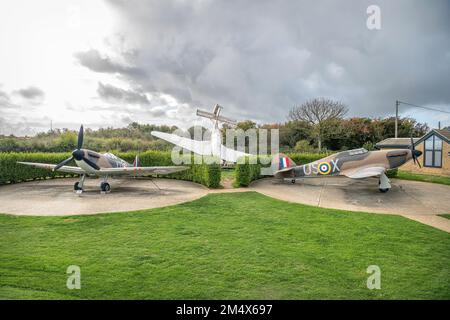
[272,153,296,172]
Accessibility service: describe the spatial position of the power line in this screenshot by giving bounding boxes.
[394,100,450,137]
[397,100,450,114]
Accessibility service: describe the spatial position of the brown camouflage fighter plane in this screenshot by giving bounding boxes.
[18,125,188,193]
[273,137,422,192]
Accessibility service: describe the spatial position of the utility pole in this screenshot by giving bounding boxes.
[395,100,399,138]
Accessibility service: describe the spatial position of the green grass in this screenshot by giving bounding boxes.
[439,214,450,220]
[396,170,450,186]
[220,168,236,187]
[0,192,449,299]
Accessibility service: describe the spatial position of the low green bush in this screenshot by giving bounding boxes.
[0,152,76,184]
[286,152,328,165]
[234,156,261,187]
[386,168,398,178]
[0,151,221,189]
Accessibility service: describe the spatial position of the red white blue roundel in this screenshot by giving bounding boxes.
[318,162,331,175]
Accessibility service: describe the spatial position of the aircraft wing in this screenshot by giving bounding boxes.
[342,166,386,179]
[97,166,189,176]
[151,131,211,155]
[17,162,85,174]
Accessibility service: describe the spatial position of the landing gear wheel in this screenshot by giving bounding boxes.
[74,182,83,191]
[378,180,389,193]
[100,182,111,193]
[291,179,296,184]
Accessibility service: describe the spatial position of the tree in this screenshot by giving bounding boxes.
[289,98,348,151]
[294,139,314,152]
[278,121,313,150]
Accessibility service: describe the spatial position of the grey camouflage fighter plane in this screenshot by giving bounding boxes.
[273,137,422,192]
[17,125,188,193]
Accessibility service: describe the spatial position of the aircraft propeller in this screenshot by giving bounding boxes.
[53,125,100,171]
[410,135,422,168]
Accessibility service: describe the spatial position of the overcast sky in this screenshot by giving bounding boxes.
[1,0,449,136]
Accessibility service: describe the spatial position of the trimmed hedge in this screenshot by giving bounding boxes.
[0,151,221,189]
[234,153,328,187]
[234,156,262,187]
[286,152,328,165]
[0,152,77,184]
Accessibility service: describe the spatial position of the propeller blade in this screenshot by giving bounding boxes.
[410,135,417,165]
[77,125,84,149]
[53,156,74,171]
[410,134,422,168]
[82,156,100,170]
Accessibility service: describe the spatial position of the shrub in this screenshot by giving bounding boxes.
[0,152,76,184]
[386,168,398,178]
[294,140,315,153]
[234,156,261,187]
[286,152,327,165]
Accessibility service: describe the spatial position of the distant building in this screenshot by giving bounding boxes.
[376,129,450,176]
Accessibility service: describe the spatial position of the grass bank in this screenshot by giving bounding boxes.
[1,192,449,299]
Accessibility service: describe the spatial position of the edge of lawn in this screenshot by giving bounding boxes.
[395,170,450,186]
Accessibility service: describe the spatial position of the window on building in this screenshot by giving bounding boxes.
[423,135,442,168]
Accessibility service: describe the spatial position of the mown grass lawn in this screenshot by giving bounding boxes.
[0,192,449,299]
[396,170,450,186]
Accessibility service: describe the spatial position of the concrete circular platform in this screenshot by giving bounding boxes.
[0,178,208,216]
[250,177,450,216]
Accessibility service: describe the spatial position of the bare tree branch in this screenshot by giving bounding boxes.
[288,98,348,150]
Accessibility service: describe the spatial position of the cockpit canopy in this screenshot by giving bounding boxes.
[338,148,369,158]
[104,152,119,160]
[104,152,130,167]
[347,148,368,155]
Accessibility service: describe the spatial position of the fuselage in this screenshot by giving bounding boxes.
[275,148,415,179]
[74,149,130,173]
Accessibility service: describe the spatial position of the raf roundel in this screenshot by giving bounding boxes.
[318,162,331,175]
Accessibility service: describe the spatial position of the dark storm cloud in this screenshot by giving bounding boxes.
[74,49,144,76]
[97,82,149,105]
[103,0,450,123]
[14,86,45,100]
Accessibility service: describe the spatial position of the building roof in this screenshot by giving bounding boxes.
[415,129,450,144]
[375,137,419,149]
[436,129,450,141]
[376,129,450,149]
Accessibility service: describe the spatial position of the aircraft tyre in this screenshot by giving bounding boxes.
[101,182,111,193]
[378,179,390,193]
